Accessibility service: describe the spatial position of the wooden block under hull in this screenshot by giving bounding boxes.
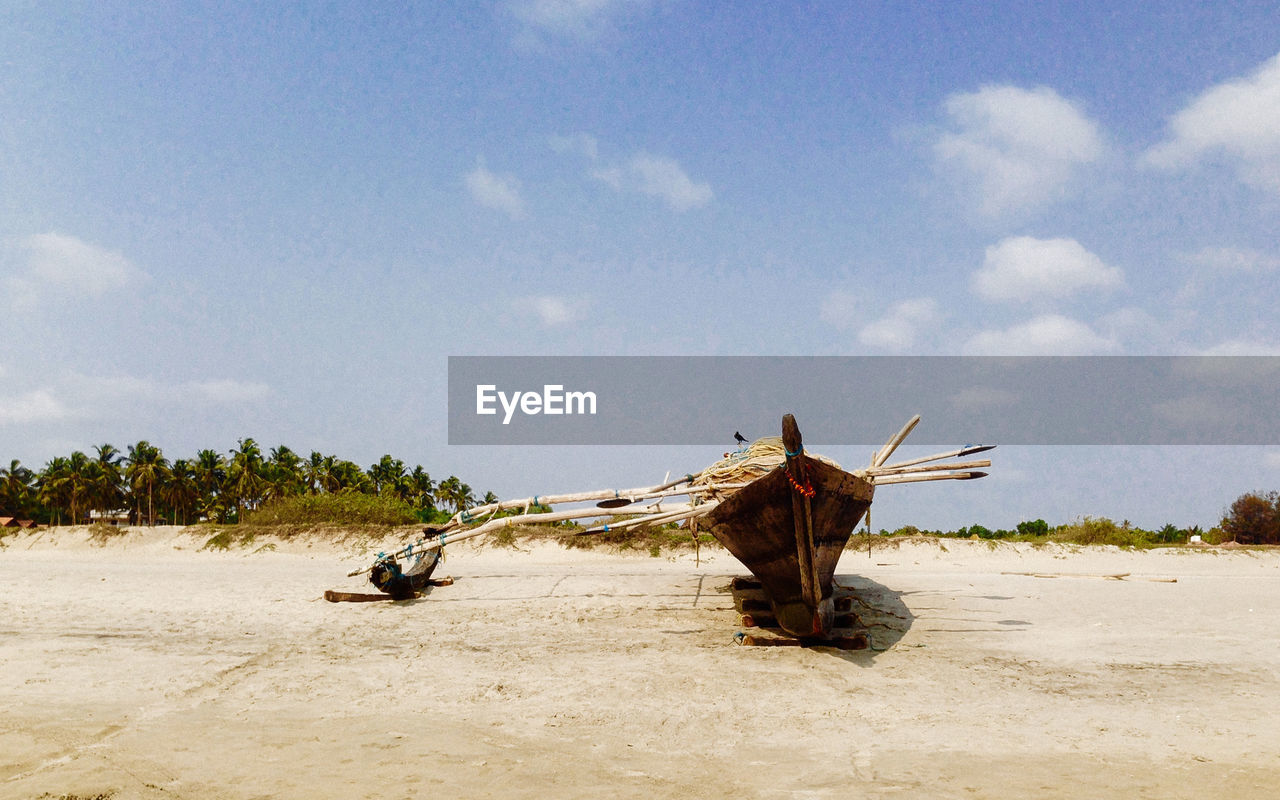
[729,579,873,650]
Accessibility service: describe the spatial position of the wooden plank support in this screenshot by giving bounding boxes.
[324,590,418,603]
[736,631,871,650]
[738,633,803,647]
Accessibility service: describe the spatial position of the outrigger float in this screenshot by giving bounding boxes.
[342,413,992,643]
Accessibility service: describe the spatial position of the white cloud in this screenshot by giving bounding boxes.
[1183,246,1280,273]
[964,314,1118,355]
[530,295,574,326]
[858,298,938,351]
[4,233,143,310]
[974,236,1122,302]
[512,0,641,40]
[589,153,712,211]
[934,85,1103,216]
[464,160,525,220]
[1144,52,1280,193]
[626,154,713,211]
[1195,339,1280,356]
[554,136,713,212]
[0,388,71,425]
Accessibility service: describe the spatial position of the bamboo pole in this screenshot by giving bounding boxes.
[446,474,701,526]
[872,471,988,485]
[440,475,750,527]
[875,444,995,472]
[865,459,991,477]
[579,501,719,534]
[872,415,921,467]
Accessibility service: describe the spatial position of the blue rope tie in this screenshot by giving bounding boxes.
[785,446,803,457]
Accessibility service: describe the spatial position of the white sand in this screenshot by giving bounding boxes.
[3,527,1280,799]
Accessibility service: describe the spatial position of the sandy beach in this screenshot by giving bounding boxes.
[3,527,1280,799]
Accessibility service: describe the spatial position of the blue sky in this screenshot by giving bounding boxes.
[3,1,1280,529]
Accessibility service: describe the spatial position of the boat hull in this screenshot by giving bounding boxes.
[703,456,874,638]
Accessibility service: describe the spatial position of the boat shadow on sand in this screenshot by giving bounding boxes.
[816,573,914,664]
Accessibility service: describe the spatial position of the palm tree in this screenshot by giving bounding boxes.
[303,451,326,494]
[330,459,372,494]
[267,445,303,500]
[409,466,434,510]
[369,455,408,499]
[0,459,35,516]
[320,455,340,493]
[435,476,475,514]
[90,444,124,520]
[37,456,70,525]
[58,451,93,525]
[227,438,266,522]
[194,449,226,522]
[166,459,199,525]
[126,441,170,525]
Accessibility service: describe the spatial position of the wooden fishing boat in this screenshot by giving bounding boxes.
[702,414,873,638]
[346,412,992,641]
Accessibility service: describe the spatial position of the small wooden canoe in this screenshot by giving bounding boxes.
[703,414,874,639]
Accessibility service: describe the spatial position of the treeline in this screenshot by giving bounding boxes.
[880,517,1205,547]
[881,490,1280,547]
[0,439,490,526]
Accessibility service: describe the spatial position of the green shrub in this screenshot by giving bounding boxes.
[201,528,256,550]
[243,491,417,527]
[1050,517,1153,547]
[1016,519,1049,537]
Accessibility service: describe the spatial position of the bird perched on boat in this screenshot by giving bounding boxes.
[734,431,748,445]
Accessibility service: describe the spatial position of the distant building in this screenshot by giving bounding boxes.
[88,509,132,526]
